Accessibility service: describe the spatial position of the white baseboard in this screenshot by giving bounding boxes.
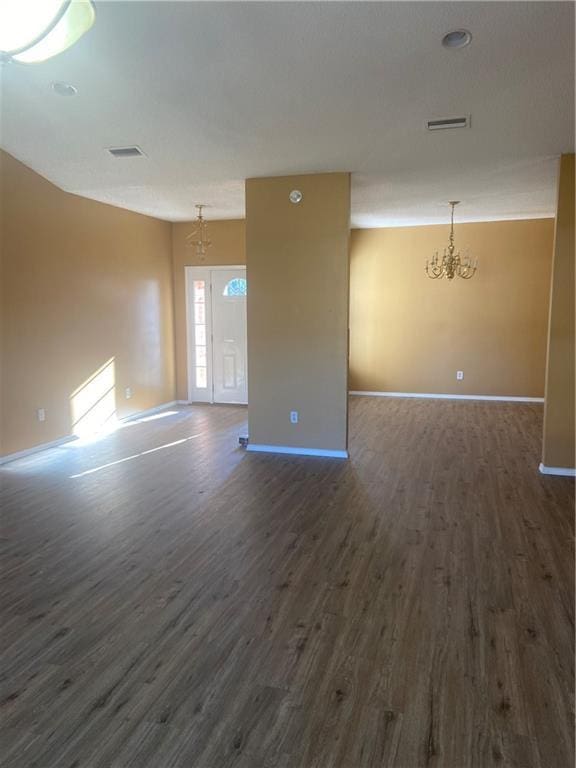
[349,391,544,403]
[0,401,180,466]
[0,435,78,465]
[247,443,348,459]
[177,400,248,407]
[539,463,576,477]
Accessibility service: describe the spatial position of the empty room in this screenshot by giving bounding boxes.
[0,2,574,767]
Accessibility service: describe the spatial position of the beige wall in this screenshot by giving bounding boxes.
[350,219,554,397]
[542,154,575,469]
[0,151,175,456]
[246,173,350,452]
[171,219,246,401]
[2,149,561,459]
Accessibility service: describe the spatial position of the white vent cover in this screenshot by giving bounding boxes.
[107,146,145,158]
[426,116,470,131]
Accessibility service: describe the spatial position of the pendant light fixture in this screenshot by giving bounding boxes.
[425,201,477,280]
[186,205,212,260]
[0,1,95,65]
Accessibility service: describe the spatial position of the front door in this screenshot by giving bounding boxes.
[186,267,247,404]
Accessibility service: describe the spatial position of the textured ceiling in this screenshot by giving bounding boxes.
[1,1,574,226]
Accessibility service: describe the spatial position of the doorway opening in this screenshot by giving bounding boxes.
[185,266,247,404]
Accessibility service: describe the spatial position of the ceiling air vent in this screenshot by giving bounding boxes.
[426,116,470,131]
[107,145,145,158]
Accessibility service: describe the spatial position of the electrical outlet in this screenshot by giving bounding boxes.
[290,411,299,424]
[125,387,132,400]
[37,408,46,422]
[456,371,464,381]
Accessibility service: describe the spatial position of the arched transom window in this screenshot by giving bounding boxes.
[223,277,247,297]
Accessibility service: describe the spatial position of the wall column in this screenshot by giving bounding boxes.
[541,154,575,474]
[246,173,350,456]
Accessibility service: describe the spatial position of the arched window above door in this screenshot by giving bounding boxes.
[223,277,247,297]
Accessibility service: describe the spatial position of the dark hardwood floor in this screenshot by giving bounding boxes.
[0,397,573,768]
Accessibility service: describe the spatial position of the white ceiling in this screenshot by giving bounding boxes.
[1,1,574,227]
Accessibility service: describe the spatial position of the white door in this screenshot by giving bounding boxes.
[186,267,247,404]
[211,269,248,403]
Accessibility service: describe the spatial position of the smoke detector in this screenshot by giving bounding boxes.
[51,81,77,97]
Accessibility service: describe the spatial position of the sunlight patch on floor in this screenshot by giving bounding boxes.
[69,434,202,478]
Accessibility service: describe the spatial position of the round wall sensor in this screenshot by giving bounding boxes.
[442,29,472,49]
[51,81,77,96]
[289,190,303,204]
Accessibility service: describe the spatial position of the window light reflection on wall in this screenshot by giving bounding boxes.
[70,358,117,438]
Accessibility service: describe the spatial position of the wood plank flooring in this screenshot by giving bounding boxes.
[0,397,573,768]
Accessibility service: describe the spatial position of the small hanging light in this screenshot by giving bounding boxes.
[186,205,212,260]
[426,201,477,280]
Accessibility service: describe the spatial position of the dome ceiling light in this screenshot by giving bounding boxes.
[0,0,95,65]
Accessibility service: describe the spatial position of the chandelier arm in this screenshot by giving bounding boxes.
[426,264,443,279]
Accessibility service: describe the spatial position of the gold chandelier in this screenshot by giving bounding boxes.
[426,201,477,280]
[186,205,212,259]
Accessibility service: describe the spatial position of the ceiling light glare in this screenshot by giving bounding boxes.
[0,0,95,64]
[442,29,472,50]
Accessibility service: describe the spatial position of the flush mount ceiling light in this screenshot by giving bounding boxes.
[0,0,95,65]
[425,202,477,281]
[442,29,472,49]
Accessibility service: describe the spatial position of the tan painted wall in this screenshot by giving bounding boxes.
[542,154,575,469]
[2,148,556,460]
[246,173,350,452]
[350,219,554,397]
[0,151,175,456]
[171,219,246,401]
